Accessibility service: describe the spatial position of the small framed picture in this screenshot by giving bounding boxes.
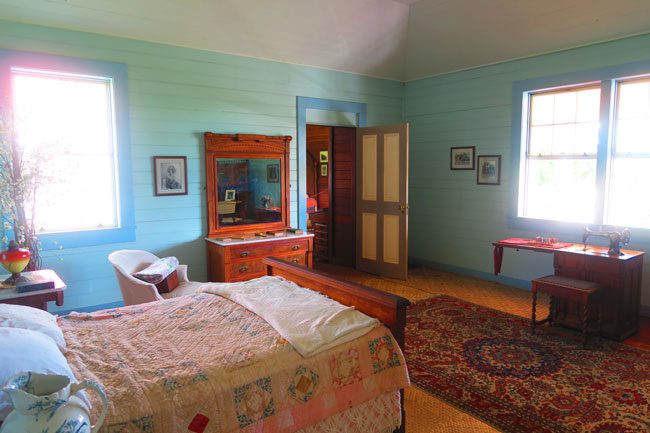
[450,146,475,170]
[320,164,328,177]
[267,164,280,183]
[477,155,501,185]
[224,189,236,201]
[319,151,328,163]
[154,156,187,196]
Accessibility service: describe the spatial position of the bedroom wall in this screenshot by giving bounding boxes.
[405,33,650,314]
[0,19,404,312]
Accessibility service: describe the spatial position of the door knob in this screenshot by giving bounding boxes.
[398,204,409,213]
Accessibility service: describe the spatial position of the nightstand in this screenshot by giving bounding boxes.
[0,269,66,311]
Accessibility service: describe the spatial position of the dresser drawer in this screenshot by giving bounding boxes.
[230,239,309,260]
[229,259,266,279]
[278,253,306,266]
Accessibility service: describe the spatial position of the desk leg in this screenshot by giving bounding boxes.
[55,291,64,307]
[493,246,504,275]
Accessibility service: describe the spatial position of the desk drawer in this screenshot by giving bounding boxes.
[230,239,309,260]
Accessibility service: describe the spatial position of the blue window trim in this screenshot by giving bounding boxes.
[295,97,367,230]
[0,49,135,249]
[509,58,650,242]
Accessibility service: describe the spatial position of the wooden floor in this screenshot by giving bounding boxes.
[315,262,650,433]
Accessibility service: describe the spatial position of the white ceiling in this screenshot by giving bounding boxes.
[0,0,649,81]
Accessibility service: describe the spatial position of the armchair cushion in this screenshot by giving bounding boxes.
[131,257,179,284]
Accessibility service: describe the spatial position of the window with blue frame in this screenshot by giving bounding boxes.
[514,69,650,230]
[0,50,134,248]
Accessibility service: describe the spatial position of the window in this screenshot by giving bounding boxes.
[514,66,650,231]
[0,50,134,248]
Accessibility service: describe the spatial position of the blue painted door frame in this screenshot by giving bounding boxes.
[296,97,367,230]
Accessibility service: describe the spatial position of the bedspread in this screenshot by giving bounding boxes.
[59,293,409,433]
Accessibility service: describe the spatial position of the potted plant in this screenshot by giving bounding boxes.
[0,110,48,271]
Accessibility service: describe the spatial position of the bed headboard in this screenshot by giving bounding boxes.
[263,257,410,348]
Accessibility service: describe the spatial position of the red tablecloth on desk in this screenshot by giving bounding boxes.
[496,237,573,249]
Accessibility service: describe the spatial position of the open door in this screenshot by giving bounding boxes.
[356,124,409,279]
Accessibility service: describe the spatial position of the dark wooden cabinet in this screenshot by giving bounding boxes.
[553,247,644,340]
[309,209,329,261]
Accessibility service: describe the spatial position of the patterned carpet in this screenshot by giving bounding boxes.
[315,263,650,433]
[407,296,650,433]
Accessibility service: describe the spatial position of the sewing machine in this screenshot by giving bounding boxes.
[582,227,631,256]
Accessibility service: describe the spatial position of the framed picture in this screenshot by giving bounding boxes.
[477,155,501,185]
[267,164,280,183]
[450,146,475,170]
[154,156,187,196]
[319,151,328,163]
[320,164,328,177]
[224,189,236,201]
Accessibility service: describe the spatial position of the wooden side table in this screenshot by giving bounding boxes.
[531,275,601,348]
[0,269,66,311]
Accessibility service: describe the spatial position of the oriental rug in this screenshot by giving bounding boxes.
[405,295,650,433]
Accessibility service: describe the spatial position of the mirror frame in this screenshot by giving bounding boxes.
[205,132,292,237]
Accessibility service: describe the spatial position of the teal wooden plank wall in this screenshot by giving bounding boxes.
[404,33,650,312]
[0,20,403,312]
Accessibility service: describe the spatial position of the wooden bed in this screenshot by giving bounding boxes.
[264,257,410,433]
[55,257,410,433]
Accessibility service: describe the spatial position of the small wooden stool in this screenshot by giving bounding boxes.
[531,275,602,348]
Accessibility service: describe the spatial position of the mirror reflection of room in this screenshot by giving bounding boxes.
[216,158,282,226]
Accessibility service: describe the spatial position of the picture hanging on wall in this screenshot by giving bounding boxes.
[267,164,280,183]
[224,189,236,201]
[320,164,328,177]
[476,155,501,185]
[319,151,328,163]
[450,146,475,170]
[154,156,188,196]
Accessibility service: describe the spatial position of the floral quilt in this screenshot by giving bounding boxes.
[59,293,409,433]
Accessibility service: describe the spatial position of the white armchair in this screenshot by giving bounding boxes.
[108,250,204,306]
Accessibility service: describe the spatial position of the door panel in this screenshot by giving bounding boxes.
[331,127,356,266]
[356,124,409,279]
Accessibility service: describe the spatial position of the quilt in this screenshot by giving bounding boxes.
[59,293,408,433]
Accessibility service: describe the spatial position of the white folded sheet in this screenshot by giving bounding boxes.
[198,276,379,357]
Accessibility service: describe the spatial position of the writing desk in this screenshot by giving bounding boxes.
[493,239,644,341]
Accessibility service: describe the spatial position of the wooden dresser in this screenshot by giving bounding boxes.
[206,233,313,282]
[204,132,314,282]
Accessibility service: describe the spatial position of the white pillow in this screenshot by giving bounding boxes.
[0,328,79,421]
[0,303,66,350]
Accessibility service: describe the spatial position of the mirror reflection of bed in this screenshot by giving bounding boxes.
[306,124,355,266]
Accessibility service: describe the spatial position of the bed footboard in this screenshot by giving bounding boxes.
[263,257,410,349]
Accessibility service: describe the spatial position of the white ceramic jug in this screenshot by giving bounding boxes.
[0,371,108,433]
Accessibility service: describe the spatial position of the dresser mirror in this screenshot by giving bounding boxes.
[216,157,282,227]
[205,133,291,237]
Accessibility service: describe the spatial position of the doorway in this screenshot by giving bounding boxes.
[306,125,356,266]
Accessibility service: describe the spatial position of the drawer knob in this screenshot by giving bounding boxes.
[239,266,249,273]
[291,245,300,251]
[291,258,300,263]
[240,251,250,258]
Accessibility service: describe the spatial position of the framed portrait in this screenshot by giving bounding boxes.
[267,164,280,183]
[477,155,501,185]
[224,189,236,201]
[320,164,328,177]
[319,151,328,163]
[450,146,475,170]
[154,156,187,196]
